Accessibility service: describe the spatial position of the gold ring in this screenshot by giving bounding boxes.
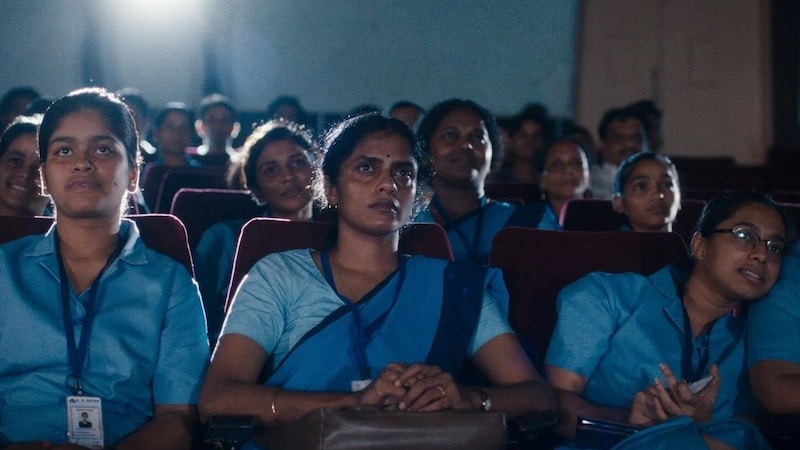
[436,385,446,398]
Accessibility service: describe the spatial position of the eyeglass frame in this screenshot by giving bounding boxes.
[710,226,787,258]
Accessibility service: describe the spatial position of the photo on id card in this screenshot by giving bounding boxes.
[66,395,104,449]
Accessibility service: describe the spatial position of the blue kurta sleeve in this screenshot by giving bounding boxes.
[468,289,513,356]
[545,272,619,378]
[153,267,210,405]
[221,252,292,357]
[747,252,800,366]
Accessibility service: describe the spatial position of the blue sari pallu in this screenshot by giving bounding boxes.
[266,258,487,392]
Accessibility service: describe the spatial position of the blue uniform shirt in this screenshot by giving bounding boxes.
[0,219,209,445]
[747,247,800,367]
[546,266,755,419]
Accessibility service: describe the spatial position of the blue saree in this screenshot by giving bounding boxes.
[266,257,487,391]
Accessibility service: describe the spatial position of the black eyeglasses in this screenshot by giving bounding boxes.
[711,227,786,258]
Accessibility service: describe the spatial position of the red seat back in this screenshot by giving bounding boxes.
[561,198,706,241]
[170,188,264,251]
[398,222,454,262]
[155,169,228,213]
[0,214,194,275]
[225,220,454,311]
[489,228,690,357]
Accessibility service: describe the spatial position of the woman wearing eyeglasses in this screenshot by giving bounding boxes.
[545,191,790,448]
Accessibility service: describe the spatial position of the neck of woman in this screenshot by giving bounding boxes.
[682,274,738,337]
[331,225,399,273]
[433,180,483,220]
[323,225,400,302]
[56,215,122,292]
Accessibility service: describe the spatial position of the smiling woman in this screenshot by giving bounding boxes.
[545,190,792,448]
[0,88,209,448]
[414,99,548,265]
[0,114,46,217]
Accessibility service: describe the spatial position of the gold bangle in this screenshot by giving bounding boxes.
[271,389,282,425]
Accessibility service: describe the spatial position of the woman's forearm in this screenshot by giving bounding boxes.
[472,380,559,419]
[199,379,358,427]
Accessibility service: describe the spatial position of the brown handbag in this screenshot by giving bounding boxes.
[254,407,507,450]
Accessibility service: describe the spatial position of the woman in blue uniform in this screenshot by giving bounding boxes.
[414,99,544,264]
[199,114,557,438]
[0,88,208,448]
[546,191,790,448]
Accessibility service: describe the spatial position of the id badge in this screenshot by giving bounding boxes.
[66,395,104,449]
[350,379,372,392]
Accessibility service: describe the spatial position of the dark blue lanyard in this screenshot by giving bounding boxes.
[681,303,714,382]
[55,233,121,396]
[320,249,406,380]
[430,196,487,264]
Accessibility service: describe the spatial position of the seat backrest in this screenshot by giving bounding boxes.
[140,164,172,211]
[0,215,53,244]
[170,188,264,251]
[0,214,194,275]
[561,198,624,231]
[226,218,334,311]
[225,220,456,311]
[672,199,706,240]
[489,228,690,358]
[778,202,800,235]
[398,222,454,262]
[154,168,228,213]
[130,214,194,275]
[562,198,706,241]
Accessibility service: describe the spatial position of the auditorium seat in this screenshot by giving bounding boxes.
[170,188,264,251]
[0,214,194,275]
[225,219,454,311]
[561,198,705,240]
[489,228,689,358]
[153,168,228,213]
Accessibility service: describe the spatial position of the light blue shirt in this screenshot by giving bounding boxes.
[0,220,209,445]
[222,249,511,372]
[747,247,800,367]
[546,266,754,419]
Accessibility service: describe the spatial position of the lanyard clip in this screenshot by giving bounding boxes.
[67,374,84,396]
[74,378,84,396]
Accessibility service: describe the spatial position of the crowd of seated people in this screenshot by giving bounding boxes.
[0,83,799,450]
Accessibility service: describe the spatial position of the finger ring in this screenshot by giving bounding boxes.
[436,385,446,398]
